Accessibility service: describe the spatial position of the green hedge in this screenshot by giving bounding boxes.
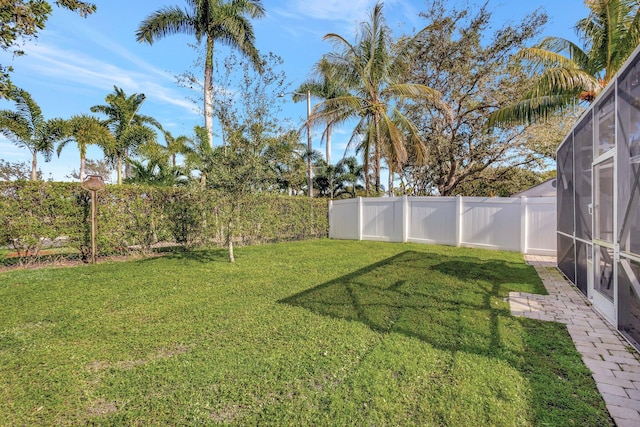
[0,182,328,262]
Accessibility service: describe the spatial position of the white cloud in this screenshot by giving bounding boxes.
[287,0,378,23]
[77,23,173,81]
[0,139,29,159]
[282,0,414,26]
[270,0,421,48]
[19,43,198,115]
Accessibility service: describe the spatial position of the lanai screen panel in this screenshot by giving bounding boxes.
[557,135,575,235]
[617,56,640,256]
[594,158,615,243]
[596,89,615,157]
[557,133,576,284]
[618,259,640,346]
[558,233,576,284]
[574,113,593,241]
[575,240,590,295]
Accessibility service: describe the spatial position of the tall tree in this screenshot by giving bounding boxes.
[0,88,66,180]
[310,2,439,196]
[0,1,96,97]
[90,86,161,184]
[489,0,640,126]
[293,58,350,165]
[136,0,265,146]
[399,2,549,196]
[56,114,114,181]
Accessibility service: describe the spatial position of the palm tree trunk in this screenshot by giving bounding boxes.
[388,170,393,197]
[364,150,370,197]
[204,36,214,148]
[326,124,332,165]
[124,148,131,179]
[117,156,123,185]
[80,155,86,181]
[374,116,381,194]
[31,151,37,181]
[330,173,334,199]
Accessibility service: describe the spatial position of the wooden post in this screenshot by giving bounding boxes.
[91,190,97,264]
[81,175,106,264]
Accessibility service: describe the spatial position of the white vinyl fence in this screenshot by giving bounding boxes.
[329,196,556,255]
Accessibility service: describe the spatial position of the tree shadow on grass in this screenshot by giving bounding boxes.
[279,250,613,426]
[280,251,525,358]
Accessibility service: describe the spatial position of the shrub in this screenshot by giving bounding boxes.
[0,182,329,263]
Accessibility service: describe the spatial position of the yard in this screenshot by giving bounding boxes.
[0,240,612,426]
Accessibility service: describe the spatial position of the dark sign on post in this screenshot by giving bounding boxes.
[81,175,106,264]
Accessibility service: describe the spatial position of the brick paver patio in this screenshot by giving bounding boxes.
[510,255,640,427]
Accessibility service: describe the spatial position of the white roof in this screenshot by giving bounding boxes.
[511,178,557,197]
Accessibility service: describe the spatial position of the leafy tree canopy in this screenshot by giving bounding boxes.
[450,167,556,197]
[399,1,551,196]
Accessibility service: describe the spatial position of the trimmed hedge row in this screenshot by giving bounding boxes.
[0,182,328,261]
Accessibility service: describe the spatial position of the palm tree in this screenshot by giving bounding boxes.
[293,58,351,165]
[338,156,364,198]
[262,130,306,195]
[489,0,640,126]
[57,114,115,181]
[90,86,161,184]
[163,130,190,167]
[182,125,215,187]
[309,2,439,196]
[124,158,188,186]
[136,0,265,147]
[0,88,66,181]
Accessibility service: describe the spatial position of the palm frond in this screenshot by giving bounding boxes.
[530,67,600,95]
[136,7,194,44]
[383,83,440,101]
[516,45,585,70]
[0,110,31,144]
[487,93,579,127]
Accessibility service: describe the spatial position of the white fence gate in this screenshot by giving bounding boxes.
[329,196,556,256]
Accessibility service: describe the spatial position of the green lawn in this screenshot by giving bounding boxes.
[0,240,613,426]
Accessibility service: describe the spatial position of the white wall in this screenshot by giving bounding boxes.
[329,196,557,255]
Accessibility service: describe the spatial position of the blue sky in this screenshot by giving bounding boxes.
[0,0,588,181]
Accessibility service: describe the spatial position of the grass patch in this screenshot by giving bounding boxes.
[0,240,612,426]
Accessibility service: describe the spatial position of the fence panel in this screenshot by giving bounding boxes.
[460,198,521,252]
[329,196,557,255]
[525,198,557,255]
[329,198,359,240]
[407,197,457,245]
[361,198,403,241]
